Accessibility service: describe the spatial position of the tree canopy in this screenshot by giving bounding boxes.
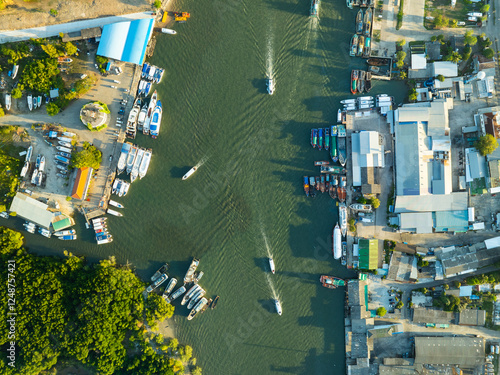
[475,134,498,156]
[71,142,102,169]
[376,307,386,316]
[464,30,477,46]
[483,48,495,59]
[21,58,60,93]
[46,102,60,116]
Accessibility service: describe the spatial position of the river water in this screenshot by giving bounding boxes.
[14,0,408,373]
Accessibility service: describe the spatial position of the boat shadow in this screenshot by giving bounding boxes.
[170,166,191,179]
[250,78,268,95]
[257,299,277,314]
[254,257,272,273]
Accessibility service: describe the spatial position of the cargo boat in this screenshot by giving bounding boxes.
[330,126,338,162]
[349,34,358,57]
[339,203,348,237]
[351,70,358,95]
[151,263,169,282]
[333,223,341,259]
[349,203,372,212]
[318,128,324,151]
[303,176,310,197]
[324,127,330,151]
[311,128,318,148]
[358,70,366,94]
[356,9,363,34]
[320,275,345,289]
[337,125,347,166]
[320,165,346,174]
[184,258,200,283]
[310,0,320,17]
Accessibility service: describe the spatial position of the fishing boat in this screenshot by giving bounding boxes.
[56,146,72,153]
[320,175,326,193]
[267,78,275,95]
[194,271,204,284]
[37,96,42,107]
[320,165,346,174]
[269,257,275,274]
[31,168,38,184]
[146,273,168,293]
[143,92,157,135]
[182,285,201,306]
[182,166,198,180]
[320,275,345,289]
[150,101,162,139]
[11,65,19,79]
[20,162,29,178]
[151,263,170,282]
[311,128,318,148]
[108,200,124,209]
[325,128,330,151]
[184,258,200,283]
[161,28,177,34]
[337,186,347,203]
[107,208,123,217]
[314,161,329,166]
[211,295,220,309]
[330,126,338,162]
[163,278,177,298]
[337,109,342,123]
[329,178,337,199]
[58,141,72,148]
[142,63,149,78]
[333,223,341,259]
[363,37,371,58]
[126,103,140,139]
[25,146,33,162]
[96,235,113,245]
[188,289,206,309]
[365,72,372,92]
[363,7,372,36]
[38,228,51,238]
[38,156,45,172]
[351,70,358,95]
[55,155,70,164]
[117,142,131,174]
[349,34,358,57]
[358,70,366,93]
[57,152,71,158]
[303,176,310,197]
[33,96,37,110]
[126,146,138,174]
[137,106,148,131]
[356,9,363,34]
[357,35,364,56]
[346,0,353,8]
[5,94,11,111]
[35,154,41,169]
[54,229,76,236]
[310,0,320,17]
[58,235,77,240]
[274,299,282,316]
[342,242,347,266]
[166,285,186,303]
[309,177,316,197]
[27,95,33,111]
[339,203,348,236]
[350,203,373,212]
[188,297,209,320]
[367,58,389,66]
[337,125,347,166]
[318,128,324,151]
[24,223,36,233]
[139,150,152,179]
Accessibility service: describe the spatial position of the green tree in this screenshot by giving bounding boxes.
[396,301,404,309]
[395,51,406,68]
[191,366,203,375]
[64,41,78,56]
[41,44,60,58]
[46,102,60,116]
[399,71,407,79]
[444,51,461,63]
[454,281,461,288]
[21,58,60,92]
[464,30,477,46]
[11,87,22,99]
[449,19,458,28]
[483,48,495,59]
[71,141,102,169]
[376,307,387,316]
[462,45,472,60]
[431,35,437,42]
[370,197,380,209]
[475,134,499,156]
[433,14,448,29]
[153,0,162,8]
[357,196,367,204]
[436,74,445,82]
[397,39,406,47]
[481,4,490,13]
[444,284,449,290]
[146,293,175,323]
[0,108,4,117]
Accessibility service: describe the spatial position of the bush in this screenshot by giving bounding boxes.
[153,0,162,8]
[483,48,495,59]
[396,301,404,309]
[49,8,58,16]
[11,88,22,99]
[0,108,4,117]
[475,134,499,156]
[370,197,380,209]
[481,4,490,13]
[46,102,60,116]
[464,30,477,46]
[397,39,406,47]
[357,196,367,204]
[376,307,386,316]
[437,74,445,82]
[433,14,448,29]
[66,196,72,201]
[71,141,102,169]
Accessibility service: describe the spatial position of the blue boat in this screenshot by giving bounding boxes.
[145,82,151,96]
[59,235,77,240]
[150,100,162,139]
[142,63,149,77]
[318,128,324,151]
[311,129,318,148]
[55,155,70,164]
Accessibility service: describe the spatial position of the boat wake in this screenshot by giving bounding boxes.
[261,226,272,259]
[195,156,209,168]
[266,273,278,301]
[266,34,273,78]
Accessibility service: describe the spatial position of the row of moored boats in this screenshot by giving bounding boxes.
[23,222,77,240]
[346,0,374,8]
[311,125,347,166]
[341,94,394,112]
[349,8,372,58]
[116,142,152,182]
[126,92,163,139]
[303,173,347,201]
[91,217,113,245]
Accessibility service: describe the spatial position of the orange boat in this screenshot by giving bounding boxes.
[175,11,191,22]
[337,187,346,202]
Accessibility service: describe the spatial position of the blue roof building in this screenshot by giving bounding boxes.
[96,18,154,65]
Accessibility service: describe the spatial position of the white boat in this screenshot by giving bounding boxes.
[58,141,72,148]
[126,146,138,174]
[157,69,165,84]
[143,90,157,135]
[349,203,372,212]
[57,137,73,143]
[358,96,373,101]
[30,168,38,184]
[63,131,76,137]
[138,150,151,179]
[147,66,156,81]
[33,96,37,109]
[274,299,282,316]
[188,289,206,309]
[56,146,72,153]
[20,162,29,178]
[107,208,123,217]
[122,182,130,196]
[11,65,19,79]
[38,156,45,172]
[269,257,275,274]
[333,223,341,259]
[117,142,131,174]
[187,297,208,320]
[267,78,275,95]
[5,94,11,111]
[36,170,43,186]
[118,182,126,197]
[39,228,51,238]
[182,166,198,180]
[24,223,36,233]
[161,28,177,34]
[146,273,168,293]
[130,148,144,182]
[340,99,356,104]
[194,271,204,283]
[137,106,147,129]
[166,285,187,304]
[97,235,113,245]
[184,258,200,283]
[54,229,76,236]
[25,146,33,162]
[108,200,124,209]
[149,101,162,139]
[337,109,341,123]
[182,285,201,306]
[27,95,33,111]
[162,278,177,298]
[339,203,347,237]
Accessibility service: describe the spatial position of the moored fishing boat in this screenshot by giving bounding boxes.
[269,257,275,274]
[126,146,138,174]
[346,0,353,8]
[38,156,45,172]
[351,70,358,95]
[325,127,330,151]
[310,0,320,17]
[311,128,318,148]
[318,128,324,151]
[211,295,220,309]
[314,161,329,166]
[337,125,347,166]
[146,273,168,293]
[143,90,157,135]
[138,150,152,179]
[56,146,72,153]
[363,7,372,36]
[108,200,124,209]
[330,126,338,162]
[188,289,206,309]
[363,37,371,58]
[339,203,348,237]
[333,223,341,259]
[182,166,198,180]
[117,142,132,174]
[126,103,140,139]
[350,203,372,212]
[357,35,364,56]
[137,105,147,131]
[365,72,372,92]
[163,278,177,299]
[38,228,51,238]
[149,101,162,139]
[96,235,113,245]
[194,271,204,284]
[274,299,282,316]
[320,165,346,174]
[151,263,170,282]
[182,285,201,305]
[356,9,363,34]
[37,96,42,108]
[303,176,310,197]
[349,34,358,57]
[320,175,326,193]
[5,94,11,111]
[184,258,200,283]
[58,141,72,148]
[107,208,123,217]
[188,297,209,320]
[58,235,77,240]
[309,177,316,197]
[358,70,366,93]
[54,229,76,236]
[27,95,33,111]
[320,275,345,289]
[25,145,33,162]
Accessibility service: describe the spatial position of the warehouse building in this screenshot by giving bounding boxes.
[414,336,484,368]
[351,131,385,192]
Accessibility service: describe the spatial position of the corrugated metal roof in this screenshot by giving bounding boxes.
[432,61,458,77]
[415,336,484,366]
[71,167,93,200]
[9,193,53,229]
[358,239,378,270]
[97,18,154,65]
[394,192,468,213]
[467,148,487,179]
[434,210,469,232]
[399,212,433,233]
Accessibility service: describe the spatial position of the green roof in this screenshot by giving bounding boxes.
[52,217,72,231]
[358,239,378,270]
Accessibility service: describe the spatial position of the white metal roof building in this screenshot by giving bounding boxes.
[351,131,385,187]
[432,61,458,77]
[466,148,487,182]
[411,54,426,70]
[9,193,54,229]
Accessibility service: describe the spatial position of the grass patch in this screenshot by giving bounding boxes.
[86,123,108,132]
[470,177,487,196]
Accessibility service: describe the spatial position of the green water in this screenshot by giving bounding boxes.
[11,0,409,373]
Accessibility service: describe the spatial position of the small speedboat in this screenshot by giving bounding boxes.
[269,257,275,274]
[267,78,275,95]
[5,94,11,111]
[161,28,177,35]
[108,200,124,209]
[27,95,33,111]
[274,299,282,316]
[182,166,198,180]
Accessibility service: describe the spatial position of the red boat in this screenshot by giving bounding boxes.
[320,275,345,289]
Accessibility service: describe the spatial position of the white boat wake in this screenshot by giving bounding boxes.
[266,273,278,301]
[266,34,274,79]
[195,156,209,168]
[261,226,272,259]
